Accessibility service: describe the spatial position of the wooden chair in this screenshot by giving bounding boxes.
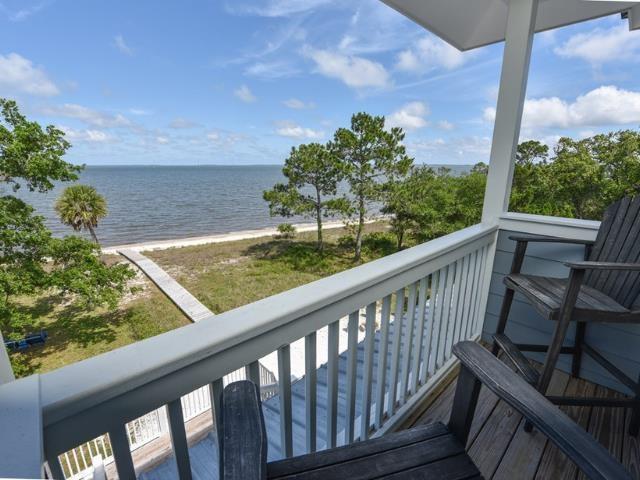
[220,342,632,480]
[492,196,640,435]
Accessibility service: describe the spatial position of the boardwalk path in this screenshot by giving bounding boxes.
[118,248,214,323]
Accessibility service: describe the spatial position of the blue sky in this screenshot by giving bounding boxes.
[1,0,639,166]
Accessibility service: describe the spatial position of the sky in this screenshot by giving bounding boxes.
[1,0,640,166]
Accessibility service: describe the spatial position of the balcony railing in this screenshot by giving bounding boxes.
[11,223,498,479]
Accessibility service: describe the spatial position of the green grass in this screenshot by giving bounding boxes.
[11,222,396,376]
[146,222,395,313]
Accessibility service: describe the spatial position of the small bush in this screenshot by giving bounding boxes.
[362,232,396,256]
[276,223,296,239]
[337,234,355,248]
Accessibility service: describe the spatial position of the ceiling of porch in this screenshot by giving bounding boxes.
[381,0,638,51]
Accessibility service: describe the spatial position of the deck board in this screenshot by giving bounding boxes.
[413,366,638,480]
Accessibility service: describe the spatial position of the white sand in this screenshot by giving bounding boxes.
[103,217,387,254]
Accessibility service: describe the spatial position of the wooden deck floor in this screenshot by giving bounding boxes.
[409,366,640,479]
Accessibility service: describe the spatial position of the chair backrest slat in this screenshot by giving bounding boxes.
[586,196,640,308]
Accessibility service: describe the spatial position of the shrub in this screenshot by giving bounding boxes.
[276,223,297,239]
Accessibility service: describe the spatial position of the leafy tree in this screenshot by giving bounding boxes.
[547,137,605,219]
[509,140,553,215]
[264,143,346,251]
[330,113,413,260]
[0,98,133,340]
[55,184,108,244]
[0,99,81,192]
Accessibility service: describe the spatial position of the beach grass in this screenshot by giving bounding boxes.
[10,221,395,376]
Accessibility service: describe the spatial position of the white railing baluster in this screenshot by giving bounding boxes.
[399,282,417,405]
[388,289,404,416]
[209,378,223,476]
[108,426,136,480]
[463,251,478,339]
[446,259,463,355]
[424,269,445,378]
[167,400,192,480]
[375,296,392,429]
[472,246,488,335]
[455,254,471,344]
[345,311,359,443]
[277,345,293,458]
[410,277,428,393]
[326,320,339,448]
[464,250,480,339]
[305,332,317,453]
[467,246,482,338]
[438,263,456,366]
[360,302,376,440]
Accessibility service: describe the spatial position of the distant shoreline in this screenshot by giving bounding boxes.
[102,218,386,254]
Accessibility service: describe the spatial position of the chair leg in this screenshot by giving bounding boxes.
[572,322,586,378]
[492,288,515,355]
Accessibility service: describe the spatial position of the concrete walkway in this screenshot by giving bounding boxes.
[118,249,213,323]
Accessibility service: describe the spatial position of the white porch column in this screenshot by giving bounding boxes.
[481,0,539,223]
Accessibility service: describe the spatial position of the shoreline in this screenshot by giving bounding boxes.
[102,218,386,254]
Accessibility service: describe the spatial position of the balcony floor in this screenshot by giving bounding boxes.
[409,365,640,479]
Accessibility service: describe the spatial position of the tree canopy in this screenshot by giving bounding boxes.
[330,112,413,260]
[0,98,133,341]
[263,143,347,251]
[55,184,108,244]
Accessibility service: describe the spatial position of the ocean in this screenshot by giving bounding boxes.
[10,164,473,247]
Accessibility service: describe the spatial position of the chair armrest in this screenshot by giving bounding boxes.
[565,261,640,271]
[452,342,632,480]
[221,381,267,480]
[509,234,595,246]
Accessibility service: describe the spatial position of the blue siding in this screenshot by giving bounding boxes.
[482,229,640,394]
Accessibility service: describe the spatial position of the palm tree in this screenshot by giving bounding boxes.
[55,184,107,244]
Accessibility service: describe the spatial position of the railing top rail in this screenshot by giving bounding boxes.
[40,223,497,430]
[500,212,600,239]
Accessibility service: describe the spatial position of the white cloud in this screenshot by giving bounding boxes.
[169,117,198,129]
[396,36,468,74]
[61,126,113,143]
[2,1,50,21]
[228,0,336,17]
[234,84,257,102]
[283,98,314,109]
[41,103,132,128]
[302,46,390,89]
[129,108,152,116]
[245,61,299,79]
[387,101,429,131]
[437,120,454,130]
[408,135,491,163]
[483,86,640,129]
[206,130,244,148]
[0,53,59,96]
[555,25,640,66]
[114,35,134,56]
[156,136,169,145]
[275,121,323,139]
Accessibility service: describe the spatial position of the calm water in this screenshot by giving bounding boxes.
[11,164,472,247]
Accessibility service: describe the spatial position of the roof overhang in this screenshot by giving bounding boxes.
[381,0,640,51]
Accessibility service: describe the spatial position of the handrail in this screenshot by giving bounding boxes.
[40,222,497,459]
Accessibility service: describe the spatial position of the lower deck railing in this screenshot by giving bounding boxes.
[58,364,277,479]
[38,223,497,479]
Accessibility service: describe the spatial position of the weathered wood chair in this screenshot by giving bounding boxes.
[492,196,640,434]
[220,342,632,480]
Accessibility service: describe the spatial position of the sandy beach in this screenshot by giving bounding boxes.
[102,217,386,254]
